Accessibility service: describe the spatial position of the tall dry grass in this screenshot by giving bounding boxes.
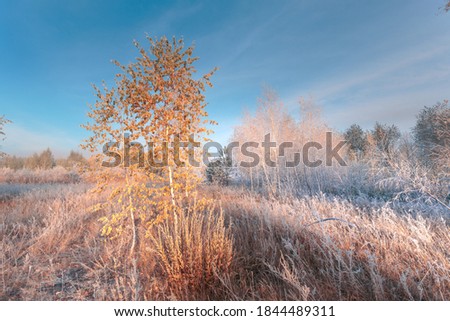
[142,200,233,300]
[0,167,80,184]
[0,184,101,300]
[1,170,448,300]
[207,186,449,300]
[0,183,234,300]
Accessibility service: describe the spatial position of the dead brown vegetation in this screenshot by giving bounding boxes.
[1,182,448,300]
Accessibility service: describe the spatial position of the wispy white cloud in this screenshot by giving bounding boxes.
[139,2,204,37]
[196,0,296,70]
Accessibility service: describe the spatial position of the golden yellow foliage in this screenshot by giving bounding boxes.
[81,36,217,256]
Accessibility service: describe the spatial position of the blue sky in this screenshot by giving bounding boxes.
[1,0,450,156]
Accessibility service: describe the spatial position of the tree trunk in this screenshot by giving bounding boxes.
[168,165,177,209]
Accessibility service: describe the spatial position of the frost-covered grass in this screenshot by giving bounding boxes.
[208,186,449,300]
[1,147,449,301]
[1,182,233,300]
[0,167,81,184]
[1,173,449,300]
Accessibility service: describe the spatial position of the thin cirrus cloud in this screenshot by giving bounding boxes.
[1,0,450,155]
[283,35,450,131]
[318,42,450,101]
